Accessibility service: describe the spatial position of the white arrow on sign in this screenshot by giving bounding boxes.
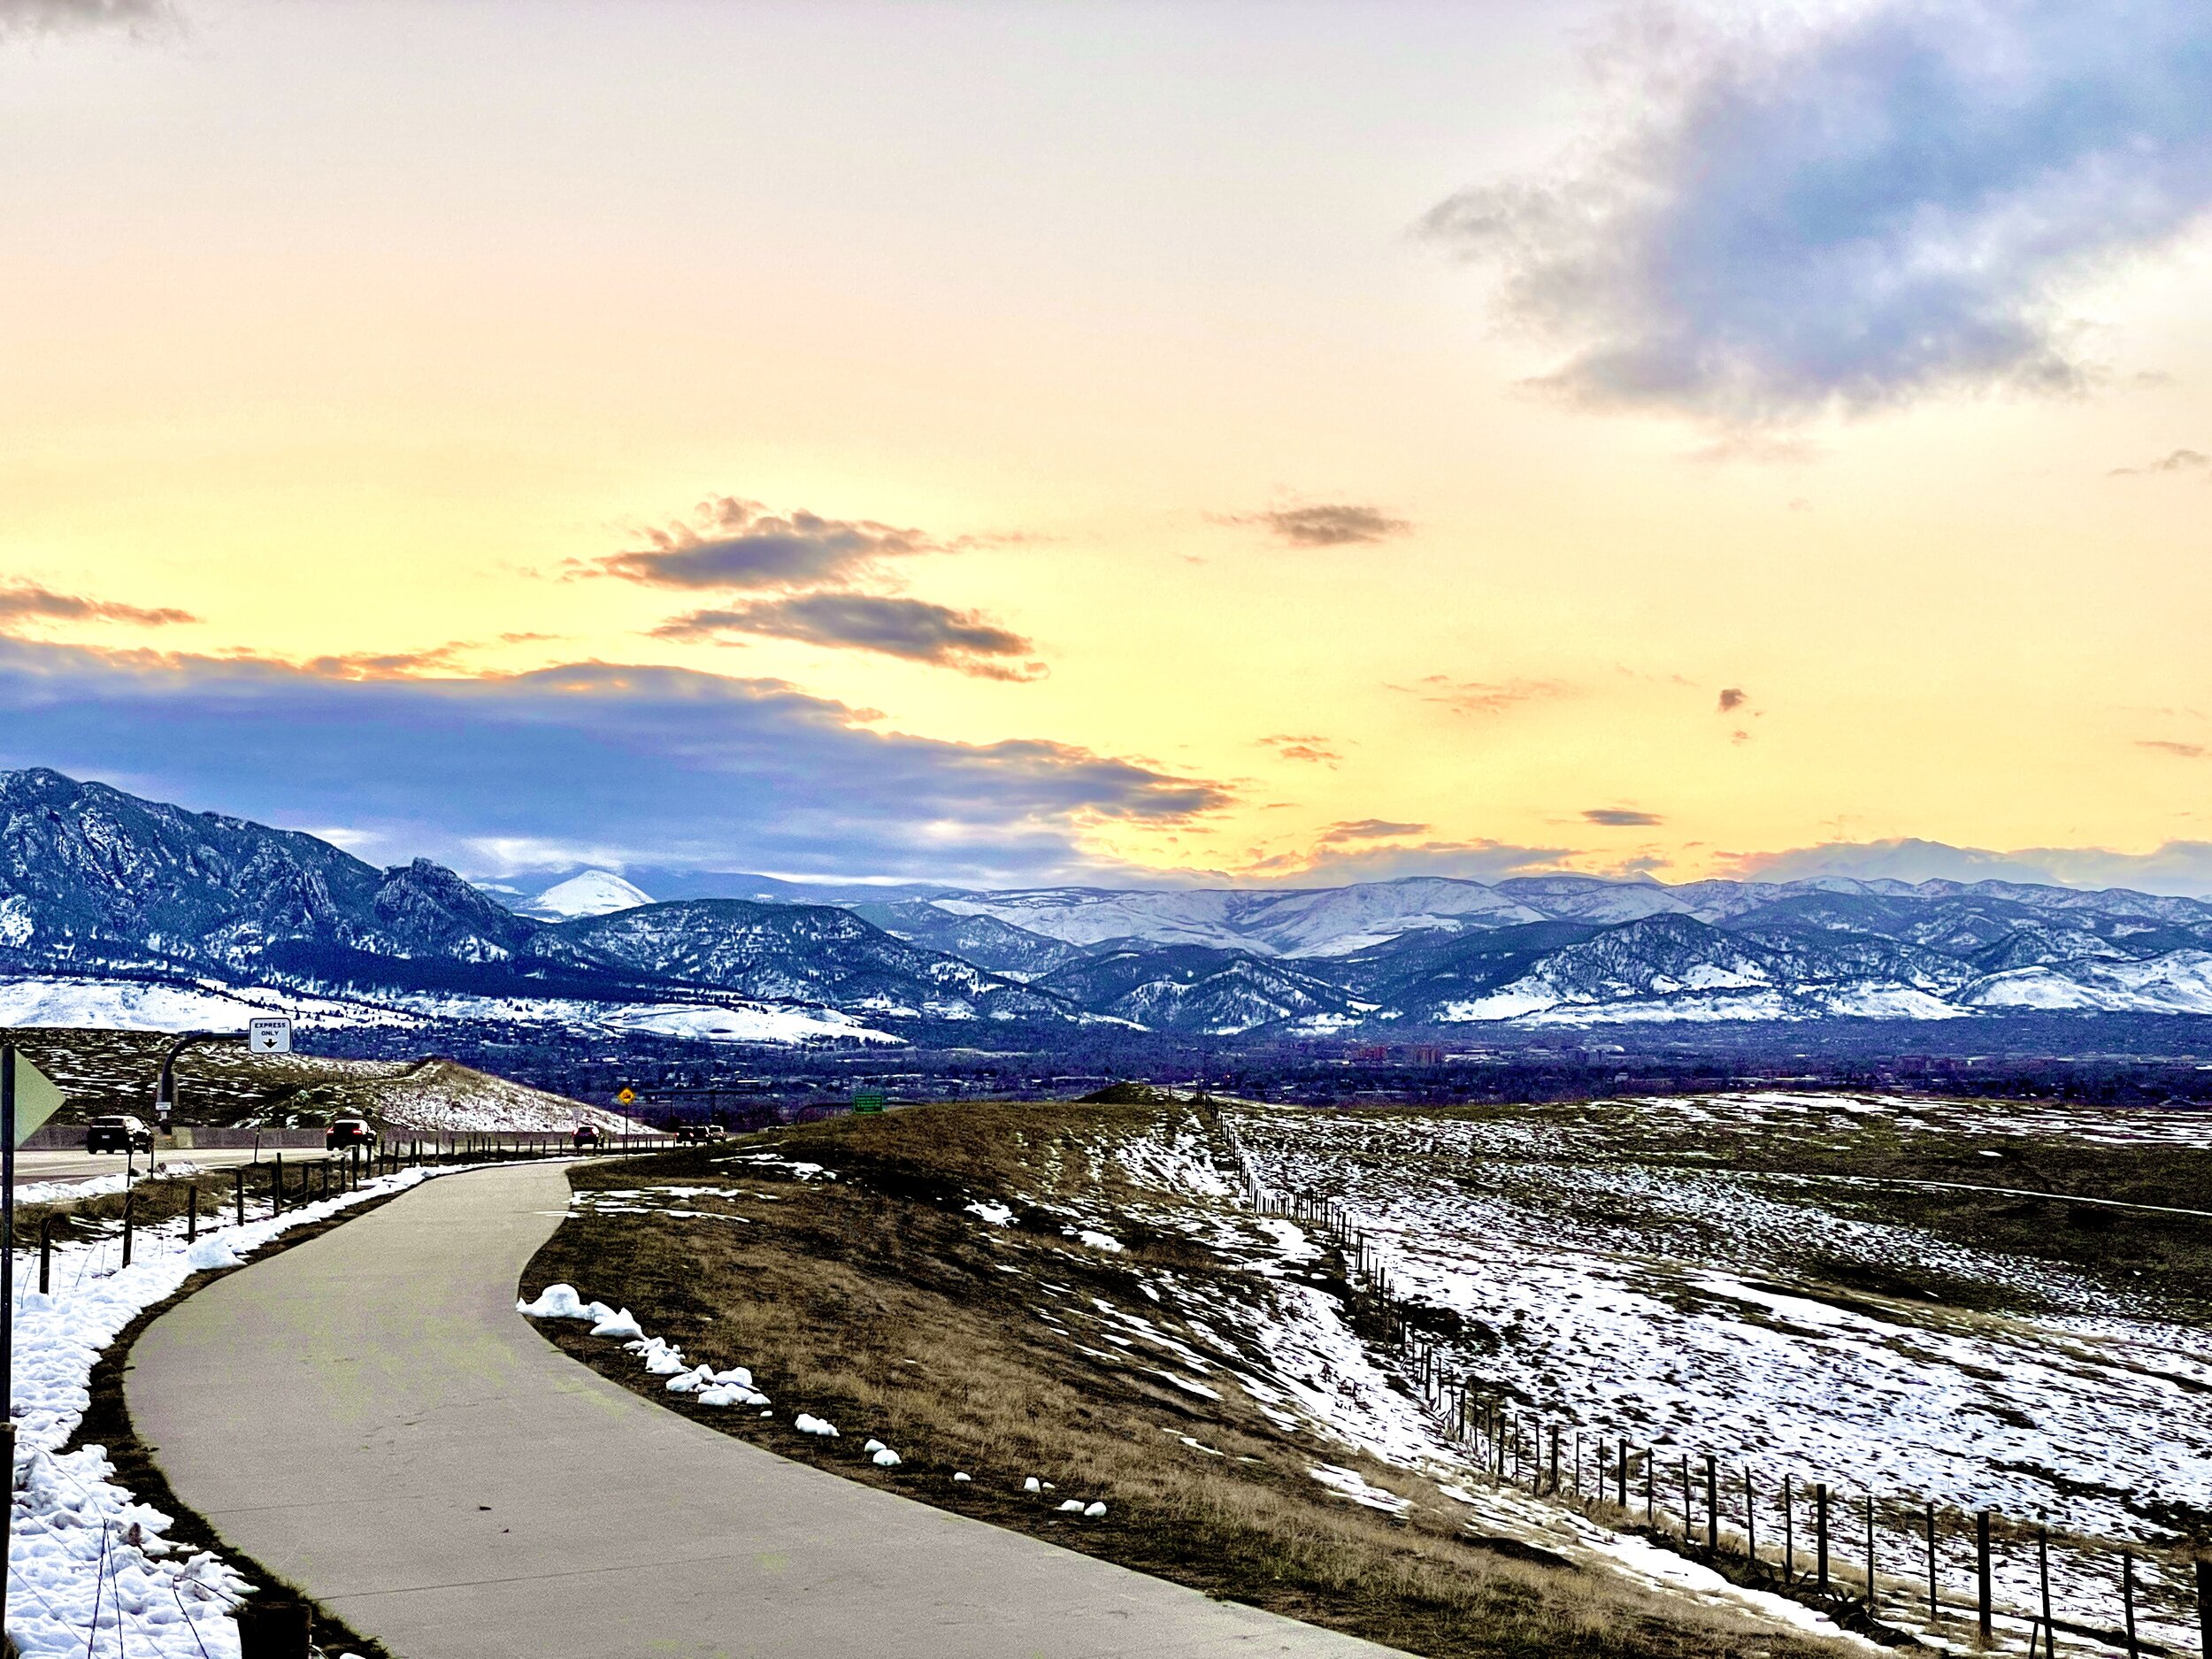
[248,1017,293,1055]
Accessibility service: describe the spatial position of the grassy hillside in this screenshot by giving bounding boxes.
[522,1099,1841,1659]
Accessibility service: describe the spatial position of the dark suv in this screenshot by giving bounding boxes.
[86,1115,154,1155]
[326,1117,374,1150]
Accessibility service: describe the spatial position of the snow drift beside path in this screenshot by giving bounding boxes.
[8,1165,434,1658]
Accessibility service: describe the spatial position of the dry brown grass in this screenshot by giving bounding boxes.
[523,1100,1842,1659]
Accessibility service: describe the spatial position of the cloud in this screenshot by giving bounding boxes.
[0,584,193,632]
[599,495,945,592]
[1317,818,1429,844]
[1259,733,1342,766]
[1224,504,1411,548]
[2109,448,2210,476]
[1723,835,2212,897]
[0,638,1226,882]
[1392,674,1575,716]
[2139,739,2206,757]
[1424,1,2212,426]
[1583,807,1663,827]
[655,593,1044,681]
[0,0,168,34]
[1717,687,1747,712]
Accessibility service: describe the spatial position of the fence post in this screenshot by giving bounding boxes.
[37,1216,51,1295]
[188,1186,198,1243]
[1866,1494,1877,1612]
[1681,1457,1694,1548]
[2194,1558,2209,1659]
[1617,1437,1628,1509]
[2122,1552,2137,1659]
[122,1192,134,1267]
[2037,1525,2053,1659]
[1548,1424,1560,1494]
[234,1167,245,1226]
[1644,1448,1654,1528]
[1977,1510,1993,1647]
[1705,1455,1718,1555]
[273,1151,284,1213]
[1816,1483,1830,1591]
[1745,1467,1756,1568]
[1925,1502,1938,1624]
[1783,1474,1793,1584]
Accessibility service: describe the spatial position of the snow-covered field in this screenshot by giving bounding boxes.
[7,1166,438,1658]
[1227,1092,2212,1650]
[0,973,897,1048]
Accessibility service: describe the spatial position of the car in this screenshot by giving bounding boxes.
[326,1117,374,1150]
[85,1115,154,1155]
[572,1124,602,1151]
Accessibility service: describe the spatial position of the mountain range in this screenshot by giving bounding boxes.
[5,767,2212,1040]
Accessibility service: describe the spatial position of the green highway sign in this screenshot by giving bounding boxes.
[851,1089,886,1115]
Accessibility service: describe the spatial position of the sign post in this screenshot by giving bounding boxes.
[3,1044,66,1640]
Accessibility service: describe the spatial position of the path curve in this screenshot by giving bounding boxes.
[126,1162,1401,1659]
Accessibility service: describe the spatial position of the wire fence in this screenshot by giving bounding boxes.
[1218,1120,2211,1658]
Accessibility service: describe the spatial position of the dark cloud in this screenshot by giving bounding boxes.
[1259,733,1341,766]
[1583,808,1663,827]
[0,584,194,631]
[655,594,1043,682]
[600,496,944,592]
[1717,687,1747,713]
[1392,674,1574,717]
[1318,818,1429,844]
[1424,1,2212,426]
[2110,448,2210,476]
[0,638,1226,882]
[1226,504,1411,548]
[2139,739,2206,758]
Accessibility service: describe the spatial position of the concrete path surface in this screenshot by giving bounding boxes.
[127,1163,1402,1659]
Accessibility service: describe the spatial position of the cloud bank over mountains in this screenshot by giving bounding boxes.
[1428,0,2212,426]
[0,637,1222,884]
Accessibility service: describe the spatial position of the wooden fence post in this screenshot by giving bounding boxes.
[1815,1483,1830,1591]
[37,1216,52,1295]
[1865,1494,1877,1613]
[1924,1502,1938,1625]
[1617,1437,1628,1509]
[1745,1467,1756,1567]
[2037,1525,2053,1659]
[1977,1511,1993,1647]
[234,1167,245,1225]
[1681,1457,1694,1548]
[187,1185,197,1243]
[1783,1475,1794,1584]
[1705,1455,1718,1555]
[2121,1552,2137,1659]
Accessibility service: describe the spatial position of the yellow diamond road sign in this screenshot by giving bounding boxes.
[7,1050,65,1148]
[617,1087,636,1105]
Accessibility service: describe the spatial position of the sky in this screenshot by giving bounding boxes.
[5,0,2212,895]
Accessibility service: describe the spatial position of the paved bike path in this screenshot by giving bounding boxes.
[127,1163,1401,1659]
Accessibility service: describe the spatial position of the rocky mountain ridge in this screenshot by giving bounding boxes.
[7,769,2212,1038]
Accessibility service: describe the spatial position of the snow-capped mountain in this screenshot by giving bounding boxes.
[523,869,654,920]
[0,769,535,974]
[8,767,2212,1037]
[522,900,1074,1023]
[1030,945,1368,1034]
